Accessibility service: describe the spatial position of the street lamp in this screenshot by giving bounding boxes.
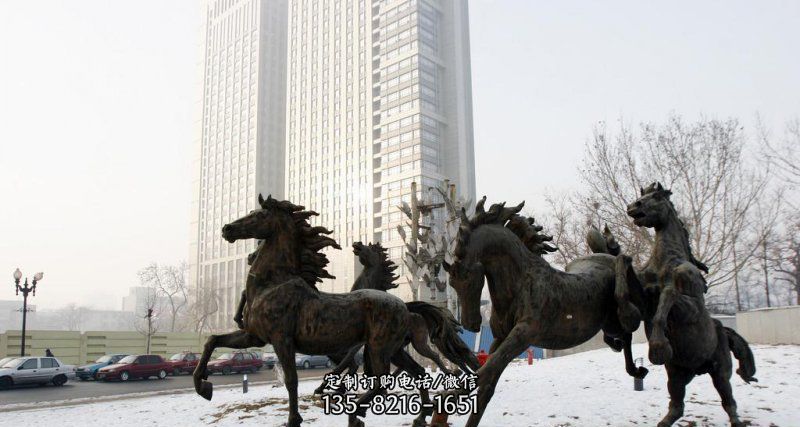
[13,268,44,357]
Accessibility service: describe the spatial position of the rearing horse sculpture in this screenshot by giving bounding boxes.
[442,198,647,427]
[616,183,757,427]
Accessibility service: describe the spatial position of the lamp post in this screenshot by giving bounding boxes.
[13,269,44,357]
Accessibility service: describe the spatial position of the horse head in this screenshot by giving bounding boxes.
[352,242,398,291]
[222,194,341,287]
[627,182,675,229]
[443,196,526,332]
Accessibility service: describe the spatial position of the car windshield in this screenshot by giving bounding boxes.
[170,354,183,361]
[96,355,113,363]
[0,357,19,368]
[118,355,137,364]
[217,353,233,360]
[1,358,23,368]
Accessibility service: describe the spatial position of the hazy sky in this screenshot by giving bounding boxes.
[1,1,798,311]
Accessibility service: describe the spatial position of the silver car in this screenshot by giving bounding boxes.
[0,356,76,389]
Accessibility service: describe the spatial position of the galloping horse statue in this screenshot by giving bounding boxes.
[442,197,648,427]
[616,182,757,427]
[313,242,479,421]
[192,195,473,427]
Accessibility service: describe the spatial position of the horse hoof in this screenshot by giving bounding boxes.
[412,417,428,427]
[198,381,213,401]
[313,386,325,395]
[636,367,649,379]
[348,416,365,427]
[649,341,673,365]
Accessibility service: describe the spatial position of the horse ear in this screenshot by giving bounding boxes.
[640,186,645,196]
[258,193,265,206]
[656,182,664,192]
[459,207,470,225]
[442,260,451,273]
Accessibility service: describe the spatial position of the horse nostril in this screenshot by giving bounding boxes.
[222,225,230,233]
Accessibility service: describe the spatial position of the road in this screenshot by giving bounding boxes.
[0,367,325,409]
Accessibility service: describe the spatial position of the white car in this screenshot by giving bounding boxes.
[0,356,76,389]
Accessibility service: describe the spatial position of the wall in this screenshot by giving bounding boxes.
[0,330,270,365]
[545,328,648,358]
[736,306,800,345]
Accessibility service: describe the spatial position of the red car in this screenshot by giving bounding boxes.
[96,354,171,381]
[165,352,200,376]
[207,351,262,375]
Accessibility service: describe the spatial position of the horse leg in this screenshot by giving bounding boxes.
[615,254,643,333]
[649,282,678,365]
[349,344,394,427]
[391,350,433,427]
[408,315,453,374]
[233,290,247,329]
[465,323,531,427]
[621,332,648,378]
[272,340,302,427]
[193,330,265,401]
[710,343,745,426]
[314,346,360,395]
[657,364,694,427]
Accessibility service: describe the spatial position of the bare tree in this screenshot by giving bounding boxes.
[189,284,219,334]
[133,277,160,346]
[768,213,800,306]
[540,194,593,267]
[567,115,775,311]
[760,118,800,192]
[56,303,85,331]
[138,262,189,332]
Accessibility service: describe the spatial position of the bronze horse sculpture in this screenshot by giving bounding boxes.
[313,242,478,399]
[616,183,757,427]
[442,197,648,427]
[192,195,474,427]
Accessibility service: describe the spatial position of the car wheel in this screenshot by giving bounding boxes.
[303,361,311,369]
[0,377,12,389]
[52,375,68,387]
[172,368,181,376]
[120,371,130,382]
[158,370,167,380]
[325,360,332,368]
[222,366,232,375]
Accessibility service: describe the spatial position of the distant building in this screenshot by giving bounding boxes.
[0,300,34,333]
[284,0,476,300]
[188,0,290,330]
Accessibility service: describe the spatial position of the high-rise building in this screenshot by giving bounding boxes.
[189,0,289,329]
[285,0,476,300]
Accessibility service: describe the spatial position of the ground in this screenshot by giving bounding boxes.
[1,344,797,426]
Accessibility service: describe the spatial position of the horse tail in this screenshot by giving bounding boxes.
[405,301,481,372]
[586,225,621,256]
[724,326,758,383]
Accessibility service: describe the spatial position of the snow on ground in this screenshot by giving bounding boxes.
[2,344,798,427]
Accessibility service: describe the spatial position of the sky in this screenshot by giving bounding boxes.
[1,1,798,311]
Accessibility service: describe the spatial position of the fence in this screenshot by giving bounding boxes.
[736,305,800,345]
[0,330,270,365]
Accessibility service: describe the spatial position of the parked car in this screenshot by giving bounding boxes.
[207,351,262,375]
[0,356,76,389]
[295,354,333,369]
[262,352,277,369]
[96,354,170,381]
[165,352,200,376]
[76,354,128,380]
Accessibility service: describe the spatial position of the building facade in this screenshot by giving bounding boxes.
[189,0,289,330]
[284,0,476,300]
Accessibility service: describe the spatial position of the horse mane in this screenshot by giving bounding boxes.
[352,242,399,292]
[642,182,709,273]
[261,196,342,287]
[505,214,558,256]
[455,196,527,258]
